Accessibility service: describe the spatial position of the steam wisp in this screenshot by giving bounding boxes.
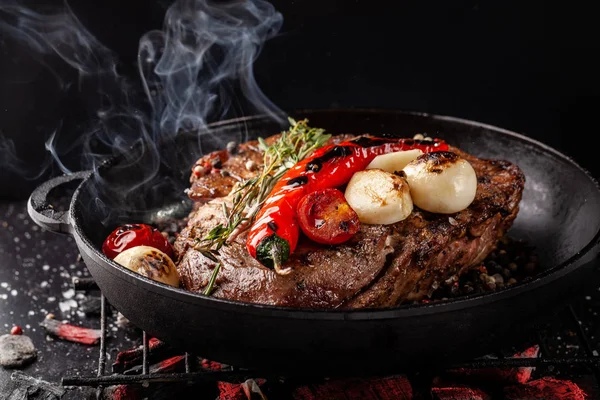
[0,0,284,222]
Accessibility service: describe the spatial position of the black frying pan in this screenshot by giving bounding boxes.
[27,109,600,375]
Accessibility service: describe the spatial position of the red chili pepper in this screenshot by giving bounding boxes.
[102,224,173,260]
[246,137,448,273]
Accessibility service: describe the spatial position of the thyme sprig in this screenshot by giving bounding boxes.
[194,118,330,266]
[203,263,221,296]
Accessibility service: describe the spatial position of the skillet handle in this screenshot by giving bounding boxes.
[27,171,92,235]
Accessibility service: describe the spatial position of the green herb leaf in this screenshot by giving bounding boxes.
[203,263,221,296]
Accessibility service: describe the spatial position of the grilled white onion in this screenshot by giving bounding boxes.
[113,246,180,287]
[403,151,477,214]
[366,149,423,174]
[344,169,413,225]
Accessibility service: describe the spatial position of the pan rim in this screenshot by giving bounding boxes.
[70,108,600,320]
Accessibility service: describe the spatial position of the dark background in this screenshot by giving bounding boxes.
[1,0,599,199]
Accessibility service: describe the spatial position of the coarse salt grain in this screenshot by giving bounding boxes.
[59,300,77,313]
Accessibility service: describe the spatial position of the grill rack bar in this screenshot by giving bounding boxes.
[64,370,261,388]
[64,278,600,391]
[142,331,149,376]
[64,356,600,388]
[95,295,108,400]
[568,305,600,384]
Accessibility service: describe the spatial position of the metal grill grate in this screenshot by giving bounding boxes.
[63,278,600,398]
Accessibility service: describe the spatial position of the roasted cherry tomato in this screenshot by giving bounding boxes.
[297,188,360,245]
[102,224,173,260]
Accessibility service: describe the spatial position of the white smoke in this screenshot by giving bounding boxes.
[140,0,284,137]
[0,0,284,186]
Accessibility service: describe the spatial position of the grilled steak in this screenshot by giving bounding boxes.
[174,135,525,308]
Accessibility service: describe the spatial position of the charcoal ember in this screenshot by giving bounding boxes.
[291,375,412,400]
[102,385,143,400]
[217,381,246,400]
[446,345,540,385]
[123,355,186,375]
[431,385,490,400]
[504,377,587,400]
[0,334,37,368]
[40,318,101,345]
[103,382,202,400]
[201,359,225,371]
[218,379,267,400]
[7,371,65,399]
[112,338,169,373]
[79,296,101,315]
[510,345,540,384]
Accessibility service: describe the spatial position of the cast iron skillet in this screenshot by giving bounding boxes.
[28,109,600,375]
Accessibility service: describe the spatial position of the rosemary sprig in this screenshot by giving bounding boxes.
[203,263,221,296]
[194,117,330,269]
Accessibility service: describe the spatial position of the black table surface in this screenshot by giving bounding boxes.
[0,200,138,399]
[2,198,600,399]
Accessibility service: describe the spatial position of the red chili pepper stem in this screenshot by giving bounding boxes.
[255,234,292,275]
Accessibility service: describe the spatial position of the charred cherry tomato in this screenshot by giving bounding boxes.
[102,224,173,260]
[297,188,359,245]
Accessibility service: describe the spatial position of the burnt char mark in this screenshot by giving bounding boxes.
[288,176,309,187]
[140,250,171,280]
[267,221,278,232]
[339,221,350,232]
[350,136,396,147]
[306,146,354,172]
[211,158,223,169]
[306,162,322,172]
[489,159,514,170]
[412,151,460,174]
